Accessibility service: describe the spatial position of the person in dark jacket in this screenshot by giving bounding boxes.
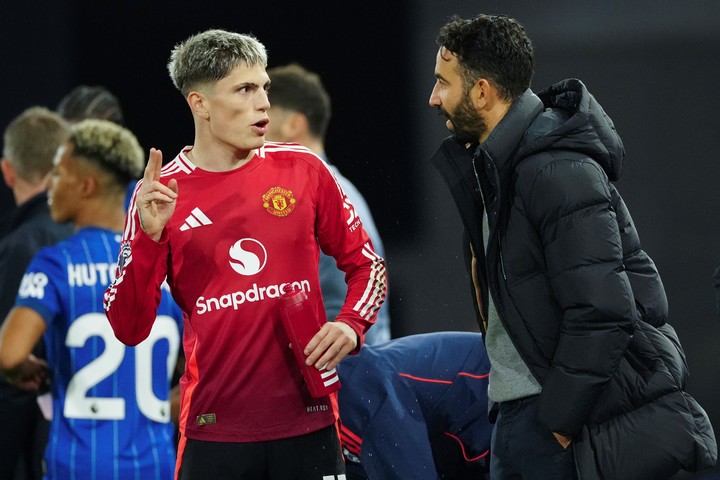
[0,106,73,479]
[428,13,717,480]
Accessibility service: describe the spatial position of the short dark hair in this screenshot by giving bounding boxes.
[436,14,534,102]
[3,106,71,184]
[57,85,124,125]
[267,63,331,140]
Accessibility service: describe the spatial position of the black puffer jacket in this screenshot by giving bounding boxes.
[432,79,716,479]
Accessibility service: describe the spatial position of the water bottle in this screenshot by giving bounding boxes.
[279,287,341,398]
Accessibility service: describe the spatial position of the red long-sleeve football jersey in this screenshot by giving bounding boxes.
[104,142,386,443]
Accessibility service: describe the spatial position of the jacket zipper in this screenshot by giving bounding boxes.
[472,156,507,281]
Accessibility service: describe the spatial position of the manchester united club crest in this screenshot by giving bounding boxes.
[262,186,296,217]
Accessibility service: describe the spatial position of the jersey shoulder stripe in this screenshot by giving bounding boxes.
[260,142,326,165]
[261,142,345,197]
[164,149,196,176]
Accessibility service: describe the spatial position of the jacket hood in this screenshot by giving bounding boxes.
[519,78,625,181]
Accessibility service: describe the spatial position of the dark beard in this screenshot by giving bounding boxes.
[441,90,487,144]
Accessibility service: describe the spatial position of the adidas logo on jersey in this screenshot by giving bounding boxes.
[180,207,213,231]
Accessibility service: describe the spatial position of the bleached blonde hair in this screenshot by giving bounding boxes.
[168,29,268,96]
[70,119,144,185]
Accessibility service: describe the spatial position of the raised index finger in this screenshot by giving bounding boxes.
[143,148,163,183]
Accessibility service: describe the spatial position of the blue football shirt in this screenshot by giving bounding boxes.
[16,227,182,480]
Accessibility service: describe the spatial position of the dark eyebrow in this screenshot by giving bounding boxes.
[235,80,271,90]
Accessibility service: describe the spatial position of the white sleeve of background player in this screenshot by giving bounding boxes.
[314,162,387,335]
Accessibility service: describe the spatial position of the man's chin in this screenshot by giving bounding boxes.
[246,138,265,150]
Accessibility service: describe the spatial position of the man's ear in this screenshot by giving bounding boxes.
[284,112,309,141]
[187,91,209,120]
[80,175,100,198]
[473,78,500,111]
[0,158,15,189]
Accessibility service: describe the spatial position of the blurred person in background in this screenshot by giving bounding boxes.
[0,106,72,480]
[56,85,124,125]
[266,63,391,345]
[56,83,185,424]
[0,119,183,480]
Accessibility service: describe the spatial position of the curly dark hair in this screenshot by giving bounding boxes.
[436,14,534,102]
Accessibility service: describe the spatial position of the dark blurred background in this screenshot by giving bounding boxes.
[2,0,719,443]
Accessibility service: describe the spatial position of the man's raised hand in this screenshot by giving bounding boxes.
[137,148,178,241]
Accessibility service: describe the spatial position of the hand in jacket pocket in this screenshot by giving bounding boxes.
[553,432,572,449]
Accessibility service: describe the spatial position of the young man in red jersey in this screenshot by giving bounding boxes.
[104,29,387,479]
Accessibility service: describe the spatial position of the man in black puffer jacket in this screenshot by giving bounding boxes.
[428,13,717,480]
